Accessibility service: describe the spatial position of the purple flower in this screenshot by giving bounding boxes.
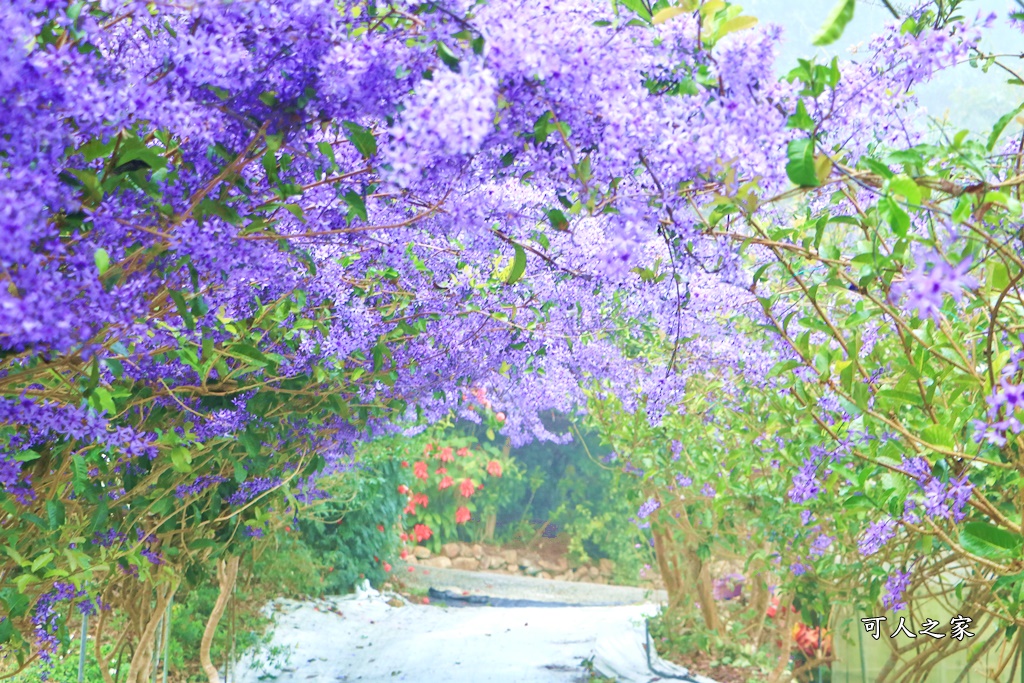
[713,574,745,601]
[790,562,811,576]
[637,497,661,519]
[900,456,931,482]
[882,569,912,612]
[922,477,950,518]
[675,474,692,487]
[701,483,716,498]
[859,518,897,556]
[892,253,978,323]
[809,533,833,557]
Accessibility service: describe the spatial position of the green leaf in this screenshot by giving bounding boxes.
[920,424,954,450]
[31,552,54,573]
[987,103,1024,152]
[506,243,527,285]
[652,6,687,24]
[951,196,973,224]
[317,141,338,169]
[786,138,820,187]
[545,208,569,231]
[169,290,195,330]
[343,191,367,222]
[94,248,110,275]
[71,455,89,495]
[960,522,1021,561]
[787,100,815,131]
[717,15,757,39]
[0,613,14,645]
[170,446,193,473]
[343,122,377,159]
[812,0,855,46]
[860,157,894,179]
[227,343,270,368]
[888,176,921,205]
[46,500,65,531]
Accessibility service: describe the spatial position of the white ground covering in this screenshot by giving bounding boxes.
[232,584,717,683]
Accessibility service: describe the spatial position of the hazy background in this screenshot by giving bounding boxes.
[745,0,1022,134]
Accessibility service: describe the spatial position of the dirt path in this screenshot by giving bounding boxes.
[230,566,708,683]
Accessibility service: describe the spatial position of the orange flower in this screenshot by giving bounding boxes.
[438,475,454,490]
[486,460,503,477]
[459,478,476,498]
[457,447,470,457]
[438,447,454,462]
[455,506,471,524]
[413,523,432,542]
[413,461,428,480]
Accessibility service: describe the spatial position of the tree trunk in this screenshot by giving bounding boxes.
[123,580,177,683]
[767,596,797,683]
[201,555,240,683]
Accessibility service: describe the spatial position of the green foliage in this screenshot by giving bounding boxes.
[297,452,409,593]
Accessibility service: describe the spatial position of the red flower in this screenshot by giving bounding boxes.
[404,502,417,515]
[401,461,409,468]
[438,475,454,490]
[423,443,433,456]
[397,484,410,494]
[413,523,432,542]
[455,506,471,524]
[459,478,476,498]
[377,524,385,532]
[400,549,409,559]
[411,492,429,509]
[495,412,506,423]
[435,467,448,475]
[457,447,470,457]
[438,447,454,462]
[383,562,392,573]
[399,533,408,542]
[486,460,503,477]
[413,461,428,480]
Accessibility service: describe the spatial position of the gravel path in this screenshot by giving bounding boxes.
[397,562,669,605]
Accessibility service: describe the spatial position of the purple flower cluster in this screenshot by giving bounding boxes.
[890,253,978,323]
[175,475,229,499]
[32,582,93,663]
[859,517,898,556]
[900,456,973,523]
[789,445,842,505]
[882,569,912,612]
[637,497,661,520]
[226,477,283,506]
